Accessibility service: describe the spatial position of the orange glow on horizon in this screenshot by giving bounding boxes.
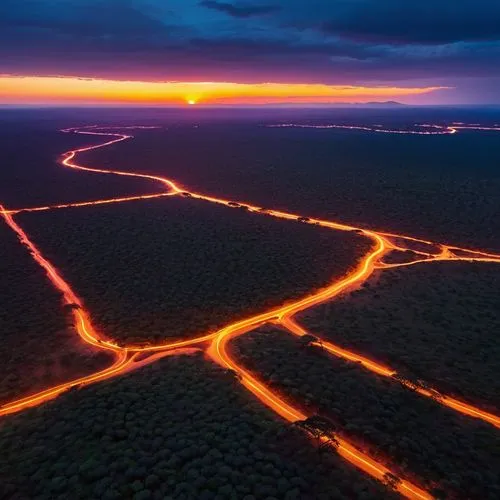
[0,75,448,105]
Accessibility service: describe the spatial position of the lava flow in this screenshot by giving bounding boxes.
[2,123,500,499]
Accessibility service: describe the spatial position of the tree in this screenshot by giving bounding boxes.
[294,415,339,450]
[297,335,321,349]
[383,472,401,490]
[224,369,242,382]
[63,302,81,312]
[392,373,417,392]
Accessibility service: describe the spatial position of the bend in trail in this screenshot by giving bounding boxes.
[267,122,500,135]
[0,199,431,500]
[2,124,500,499]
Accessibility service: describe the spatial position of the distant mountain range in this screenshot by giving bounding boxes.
[220,101,408,108]
[362,101,405,106]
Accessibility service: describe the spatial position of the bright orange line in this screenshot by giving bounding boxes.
[207,300,431,500]
[281,317,395,377]
[0,351,130,416]
[6,192,173,215]
[2,123,500,500]
[0,202,218,414]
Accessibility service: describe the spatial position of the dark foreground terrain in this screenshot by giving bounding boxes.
[0,353,395,500]
[2,107,500,499]
[299,261,500,411]
[19,196,370,344]
[0,220,111,405]
[233,327,500,499]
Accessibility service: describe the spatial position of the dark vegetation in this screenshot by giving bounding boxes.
[380,250,424,264]
[0,221,112,405]
[389,238,441,255]
[0,119,158,209]
[299,261,500,410]
[0,353,395,500]
[19,196,370,344]
[233,327,500,499]
[79,108,500,252]
[2,108,500,250]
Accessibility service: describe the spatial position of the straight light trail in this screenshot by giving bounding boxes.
[280,317,500,428]
[4,192,172,215]
[2,123,500,499]
[281,317,395,377]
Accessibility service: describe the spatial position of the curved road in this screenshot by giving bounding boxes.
[2,123,500,499]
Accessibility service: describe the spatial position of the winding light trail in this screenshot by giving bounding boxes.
[209,330,431,500]
[2,123,500,499]
[268,123,500,135]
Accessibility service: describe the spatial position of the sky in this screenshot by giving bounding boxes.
[0,0,499,105]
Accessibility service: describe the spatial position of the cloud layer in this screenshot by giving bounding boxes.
[1,0,499,103]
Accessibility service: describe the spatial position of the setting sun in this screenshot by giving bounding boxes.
[0,76,447,106]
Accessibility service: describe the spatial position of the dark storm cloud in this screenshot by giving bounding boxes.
[0,0,499,102]
[0,0,166,36]
[317,0,500,45]
[200,1,279,18]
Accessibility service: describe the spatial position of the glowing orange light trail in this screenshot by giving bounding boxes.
[0,202,218,415]
[3,125,499,428]
[208,305,431,500]
[0,350,130,416]
[267,123,457,135]
[0,204,83,308]
[282,317,500,428]
[4,192,172,215]
[2,123,500,498]
[268,123,500,136]
[0,348,201,416]
[60,127,181,194]
[281,317,395,377]
[2,199,432,498]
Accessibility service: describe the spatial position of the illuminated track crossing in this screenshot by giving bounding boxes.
[2,124,500,499]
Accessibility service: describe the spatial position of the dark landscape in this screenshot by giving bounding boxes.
[3,0,500,496]
[74,107,500,252]
[0,216,112,405]
[18,195,370,344]
[299,261,500,411]
[0,353,395,500]
[233,327,500,499]
[1,106,500,500]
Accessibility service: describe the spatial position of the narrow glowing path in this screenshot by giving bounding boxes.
[5,192,172,215]
[2,123,500,499]
[0,203,217,415]
[268,123,500,135]
[208,309,431,500]
[59,127,181,195]
[281,317,500,428]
